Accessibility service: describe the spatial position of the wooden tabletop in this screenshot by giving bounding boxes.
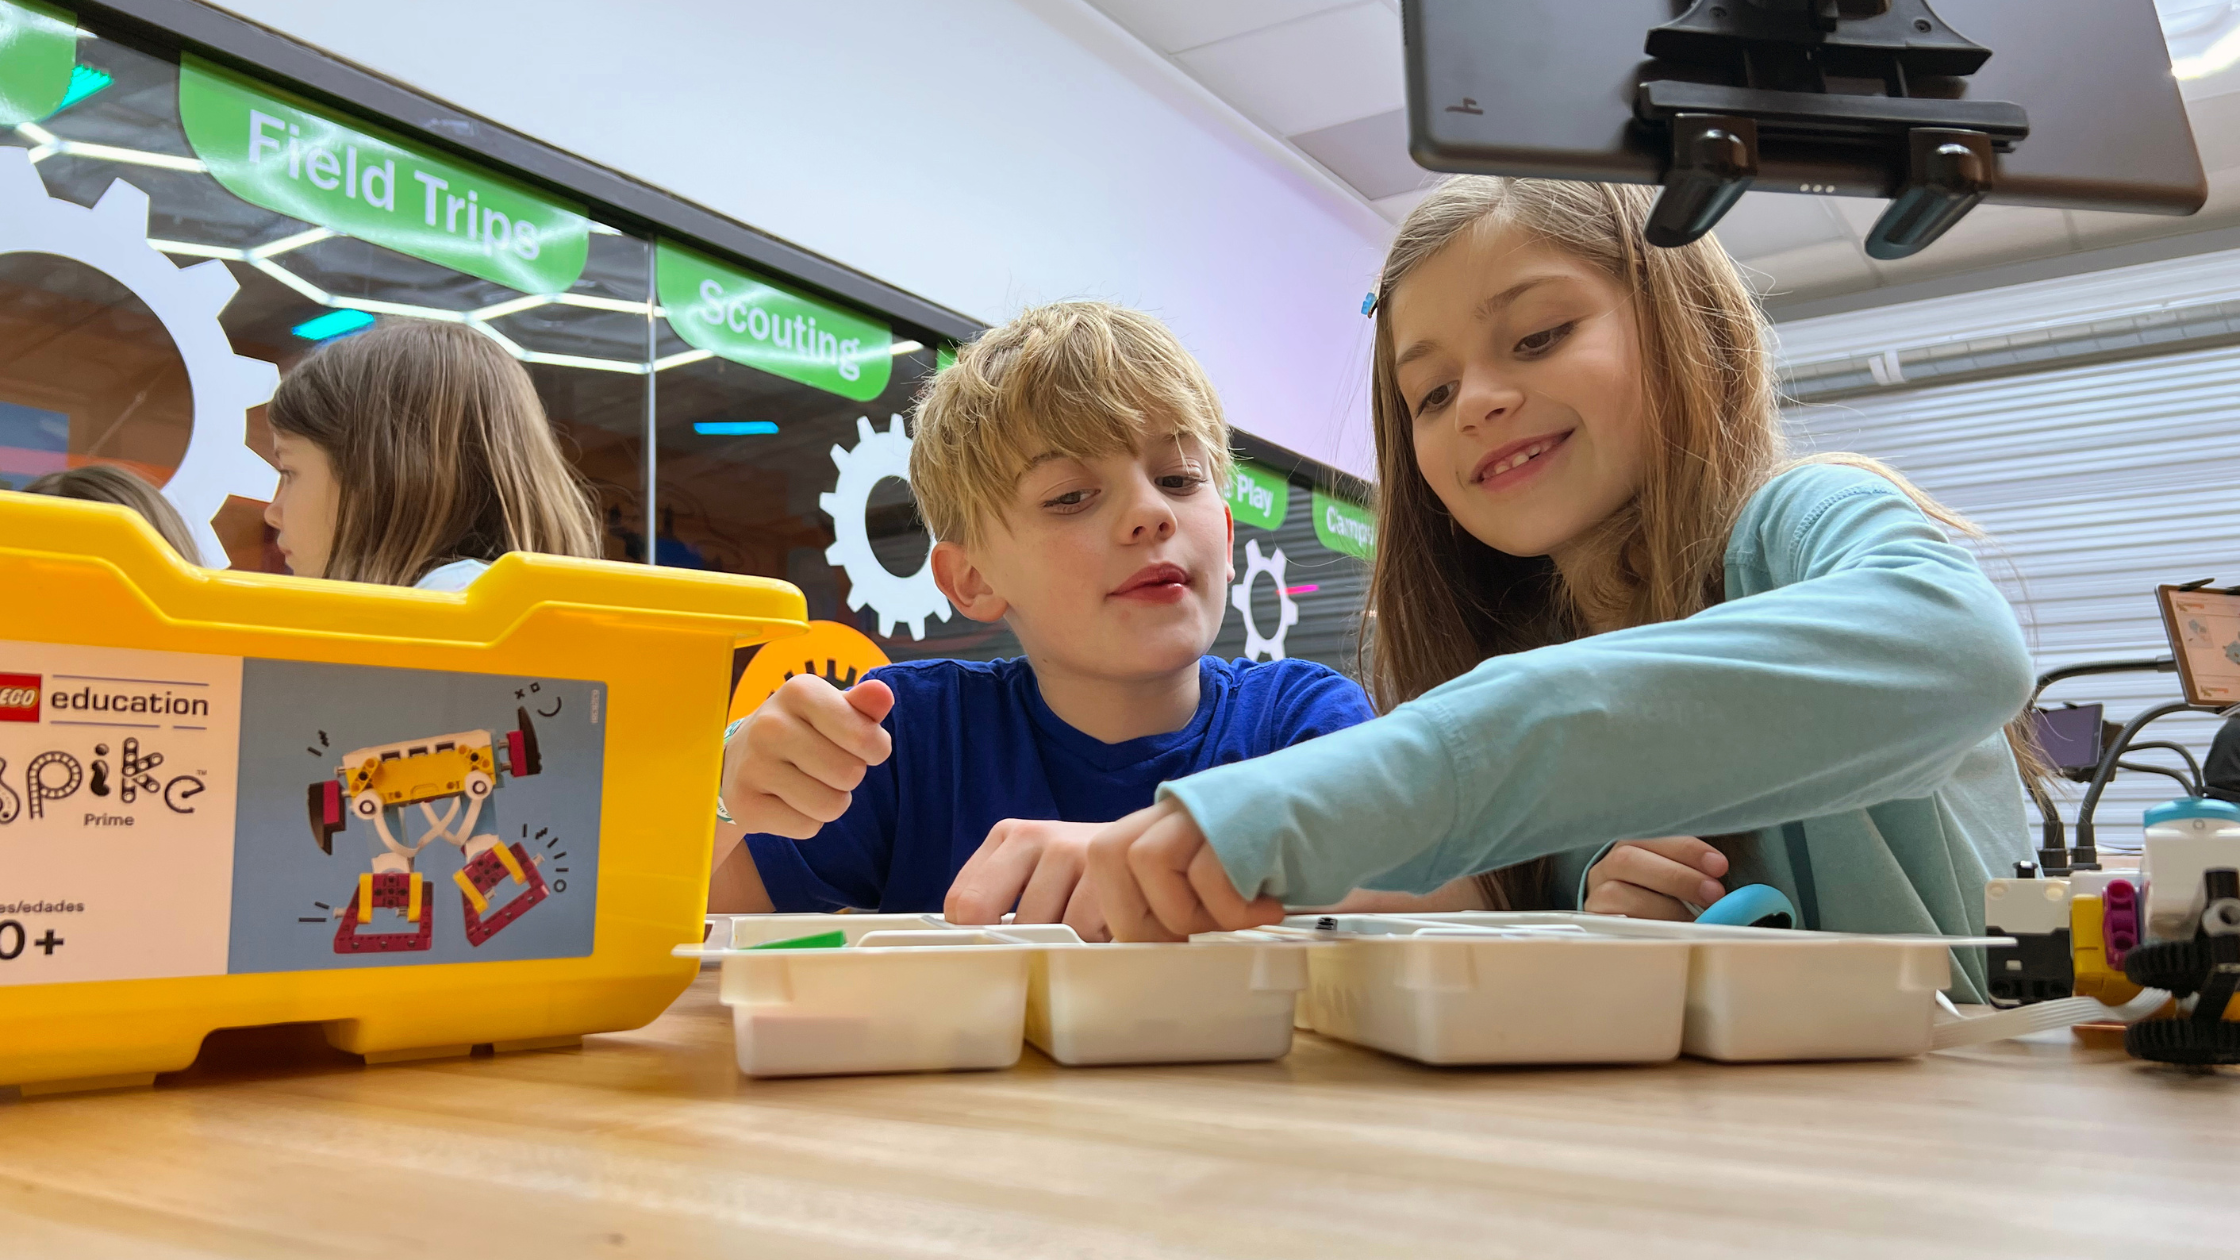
[2,972,2232,1260]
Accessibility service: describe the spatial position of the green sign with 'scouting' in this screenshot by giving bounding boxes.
[1227,461,1289,532]
[1312,489,1376,560]
[657,241,891,402]
[0,0,74,127]
[178,56,590,294]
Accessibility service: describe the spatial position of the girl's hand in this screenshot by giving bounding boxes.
[1583,837,1728,920]
[1086,798,1287,941]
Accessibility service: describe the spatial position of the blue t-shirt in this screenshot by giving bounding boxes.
[743,655,1375,912]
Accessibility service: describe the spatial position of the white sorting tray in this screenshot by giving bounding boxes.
[1298,927,1693,1065]
[1027,941,1306,1066]
[1284,913,1975,1063]
[684,914,1309,1076]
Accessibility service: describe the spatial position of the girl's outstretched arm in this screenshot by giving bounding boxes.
[1157,465,2034,908]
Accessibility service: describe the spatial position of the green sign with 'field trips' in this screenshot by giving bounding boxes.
[0,0,73,127]
[1226,460,1289,532]
[658,241,891,402]
[1312,489,1376,560]
[178,56,590,294]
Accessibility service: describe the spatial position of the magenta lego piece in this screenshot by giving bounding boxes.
[2102,879,2139,967]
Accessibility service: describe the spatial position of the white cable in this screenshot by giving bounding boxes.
[1930,987,2170,1050]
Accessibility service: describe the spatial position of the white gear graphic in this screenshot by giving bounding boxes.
[0,148,278,565]
[818,413,954,640]
[1230,538,1299,661]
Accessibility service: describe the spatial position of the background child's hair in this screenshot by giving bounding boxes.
[23,463,203,566]
[910,300,1232,545]
[266,319,600,586]
[1362,176,2042,908]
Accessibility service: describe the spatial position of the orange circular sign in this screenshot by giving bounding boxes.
[728,620,893,723]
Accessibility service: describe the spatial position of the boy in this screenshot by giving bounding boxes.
[708,301,1375,939]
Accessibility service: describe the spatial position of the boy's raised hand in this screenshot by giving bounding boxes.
[1582,837,1728,920]
[1086,798,1285,941]
[945,819,1111,940]
[719,675,895,840]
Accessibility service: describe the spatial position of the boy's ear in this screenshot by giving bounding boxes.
[931,540,1008,624]
[1224,506,1236,585]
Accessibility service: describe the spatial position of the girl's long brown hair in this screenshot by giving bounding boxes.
[267,319,601,586]
[1362,177,2041,909]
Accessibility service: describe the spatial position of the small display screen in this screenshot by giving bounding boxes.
[2159,585,2240,707]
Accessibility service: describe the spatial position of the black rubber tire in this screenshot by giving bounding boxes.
[2125,1016,2240,1065]
[2123,939,2208,996]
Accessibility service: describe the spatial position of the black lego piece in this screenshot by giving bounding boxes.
[2121,867,2240,1066]
[1984,926,2072,1007]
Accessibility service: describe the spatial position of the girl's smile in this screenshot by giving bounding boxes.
[1469,428,1573,493]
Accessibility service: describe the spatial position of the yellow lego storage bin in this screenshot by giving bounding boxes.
[0,494,806,1095]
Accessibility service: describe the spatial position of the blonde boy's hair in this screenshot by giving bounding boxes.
[909,301,1232,545]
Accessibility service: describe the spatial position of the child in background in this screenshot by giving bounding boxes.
[1088,178,2037,1000]
[262,319,601,589]
[709,302,1385,938]
[22,464,203,565]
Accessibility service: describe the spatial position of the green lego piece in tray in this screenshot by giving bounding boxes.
[748,929,848,950]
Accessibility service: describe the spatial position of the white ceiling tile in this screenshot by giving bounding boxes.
[1292,108,1423,199]
[1711,191,1851,259]
[1086,0,1358,55]
[1738,239,1878,303]
[2181,88,2240,170]
[1861,205,2075,285]
[1372,184,1436,223]
[1173,3,1404,137]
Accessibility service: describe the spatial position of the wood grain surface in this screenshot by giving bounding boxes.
[1,972,2232,1259]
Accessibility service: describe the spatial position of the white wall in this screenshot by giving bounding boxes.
[210,0,1391,476]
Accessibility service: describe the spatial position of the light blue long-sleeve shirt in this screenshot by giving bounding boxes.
[1161,463,2035,1000]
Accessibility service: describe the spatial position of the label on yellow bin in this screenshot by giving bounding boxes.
[0,640,606,985]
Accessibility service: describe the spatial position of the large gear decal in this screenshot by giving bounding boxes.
[0,148,278,565]
[1231,538,1299,661]
[818,414,954,640]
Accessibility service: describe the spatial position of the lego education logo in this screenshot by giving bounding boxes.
[0,671,38,722]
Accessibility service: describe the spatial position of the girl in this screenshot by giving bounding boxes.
[1086,178,2037,999]
[23,463,203,565]
[263,319,601,588]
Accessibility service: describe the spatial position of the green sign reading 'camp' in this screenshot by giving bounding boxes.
[1226,461,1289,532]
[0,0,73,127]
[178,57,590,295]
[1313,489,1376,560]
[657,241,891,402]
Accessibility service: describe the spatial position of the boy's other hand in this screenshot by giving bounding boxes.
[1087,798,1285,941]
[1582,837,1727,920]
[945,819,1110,941]
[719,675,895,840]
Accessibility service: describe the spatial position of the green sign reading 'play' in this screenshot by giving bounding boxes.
[0,0,73,127]
[1313,489,1376,560]
[178,57,590,294]
[658,242,891,402]
[1226,461,1289,532]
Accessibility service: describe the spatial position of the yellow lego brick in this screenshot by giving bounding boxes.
[2070,894,2142,1005]
[454,867,490,915]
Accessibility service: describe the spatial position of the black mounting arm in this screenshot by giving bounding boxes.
[1635,0,2029,256]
